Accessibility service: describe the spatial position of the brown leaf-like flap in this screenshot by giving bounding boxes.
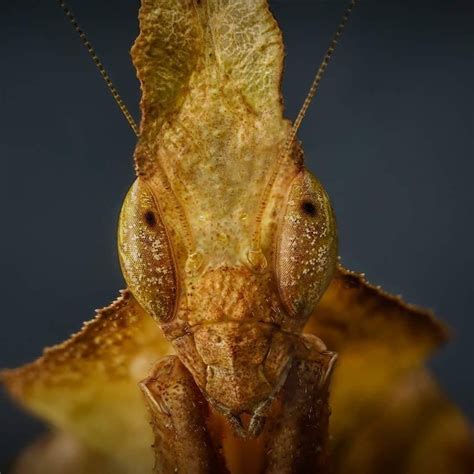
[330,359,474,474]
[132,0,288,177]
[132,0,201,175]
[2,291,171,472]
[305,265,473,473]
[305,264,449,358]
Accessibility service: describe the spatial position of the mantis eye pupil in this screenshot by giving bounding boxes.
[301,200,317,217]
[144,210,156,227]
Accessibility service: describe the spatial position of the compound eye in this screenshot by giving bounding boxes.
[276,170,338,319]
[118,179,177,323]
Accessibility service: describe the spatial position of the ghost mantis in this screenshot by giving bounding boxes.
[3,1,473,473]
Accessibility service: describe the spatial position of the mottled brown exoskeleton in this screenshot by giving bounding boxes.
[5,1,474,473]
[112,1,360,472]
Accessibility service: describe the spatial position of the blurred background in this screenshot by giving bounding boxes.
[0,0,472,469]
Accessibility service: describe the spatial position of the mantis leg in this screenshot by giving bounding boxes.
[140,356,227,474]
[264,337,337,474]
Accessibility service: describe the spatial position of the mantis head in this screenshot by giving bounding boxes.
[118,167,338,330]
[115,0,341,420]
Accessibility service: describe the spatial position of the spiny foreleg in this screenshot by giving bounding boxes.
[140,356,228,474]
[264,336,337,473]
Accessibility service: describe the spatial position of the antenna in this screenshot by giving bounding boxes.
[57,0,139,137]
[286,0,358,154]
[250,0,359,254]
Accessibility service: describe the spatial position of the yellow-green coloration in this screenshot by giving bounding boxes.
[2,1,473,473]
[277,171,338,318]
[118,0,339,429]
[119,180,177,323]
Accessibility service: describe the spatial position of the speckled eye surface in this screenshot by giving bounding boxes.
[276,170,338,319]
[118,179,177,323]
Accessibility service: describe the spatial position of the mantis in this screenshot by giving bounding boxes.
[119,1,348,469]
[3,1,473,473]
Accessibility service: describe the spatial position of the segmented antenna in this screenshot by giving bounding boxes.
[251,0,359,253]
[286,0,358,153]
[57,0,139,137]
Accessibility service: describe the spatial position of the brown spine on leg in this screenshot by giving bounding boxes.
[140,356,228,474]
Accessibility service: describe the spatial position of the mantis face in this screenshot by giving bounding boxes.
[113,0,343,420]
[118,165,338,415]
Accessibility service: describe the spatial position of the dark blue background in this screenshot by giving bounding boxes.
[1,0,472,469]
